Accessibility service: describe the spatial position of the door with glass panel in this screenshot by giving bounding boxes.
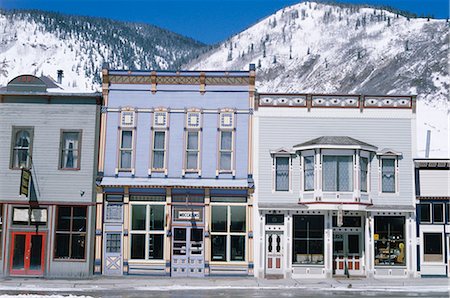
[10,232,45,276]
[103,232,122,275]
[171,227,204,277]
[265,231,283,276]
[333,233,363,276]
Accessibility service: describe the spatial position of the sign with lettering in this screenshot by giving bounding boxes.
[20,168,31,197]
[177,210,201,220]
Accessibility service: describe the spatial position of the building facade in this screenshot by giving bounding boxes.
[95,66,256,276]
[253,93,417,278]
[415,158,450,277]
[0,75,101,277]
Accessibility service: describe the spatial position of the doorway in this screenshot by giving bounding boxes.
[10,232,46,276]
[333,233,363,276]
[265,231,284,276]
[171,227,204,277]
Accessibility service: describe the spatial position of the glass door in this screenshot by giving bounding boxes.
[10,232,45,276]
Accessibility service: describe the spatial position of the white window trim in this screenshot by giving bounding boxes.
[184,129,201,174]
[433,203,445,224]
[419,203,432,223]
[149,109,169,175]
[117,129,135,173]
[321,153,355,193]
[210,203,247,263]
[217,130,234,175]
[421,229,445,264]
[129,202,166,263]
[359,154,370,193]
[301,153,315,192]
[272,155,293,193]
[379,156,399,195]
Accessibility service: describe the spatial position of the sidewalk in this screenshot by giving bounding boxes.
[0,276,449,294]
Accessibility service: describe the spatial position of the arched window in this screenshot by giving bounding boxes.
[11,127,33,169]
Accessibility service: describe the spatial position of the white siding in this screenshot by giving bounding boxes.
[419,169,450,196]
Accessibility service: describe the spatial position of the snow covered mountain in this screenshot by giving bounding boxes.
[0,9,208,91]
[186,1,449,158]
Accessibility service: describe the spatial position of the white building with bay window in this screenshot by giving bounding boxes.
[253,93,417,279]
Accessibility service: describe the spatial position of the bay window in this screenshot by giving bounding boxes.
[292,215,324,265]
[322,156,353,192]
[130,204,165,260]
[304,156,314,191]
[211,205,246,262]
[360,157,368,192]
[374,216,405,266]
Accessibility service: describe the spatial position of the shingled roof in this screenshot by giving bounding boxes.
[294,136,378,150]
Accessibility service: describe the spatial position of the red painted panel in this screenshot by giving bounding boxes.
[276,258,280,269]
[268,258,272,269]
[355,261,360,270]
[339,261,343,270]
[348,261,353,270]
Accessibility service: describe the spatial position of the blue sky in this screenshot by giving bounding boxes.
[0,0,448,44]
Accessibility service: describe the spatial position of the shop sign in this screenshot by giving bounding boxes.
[20,168,31,197]
[177,210,201,220]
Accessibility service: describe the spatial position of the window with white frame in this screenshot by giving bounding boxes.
[185,131,200,171]
[130,204,165,260]
[360,156,369,192]
[433,203,444,223]
[304,155,315,191]
[418,203,431,223]
[119,130,133,170]
[381,158,397,193]
[218,112,234,172]
[275,157,290,191]
[11,127,33,169]
[210,204,246,262]
[323,155,353,192]
[423,233,443,262]
[151,110,168,171]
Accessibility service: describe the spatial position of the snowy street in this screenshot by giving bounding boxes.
[0,277,449,298]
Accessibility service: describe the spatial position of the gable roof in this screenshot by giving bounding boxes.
[293,136,378,151]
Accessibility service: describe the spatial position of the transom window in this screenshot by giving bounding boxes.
[11,127,33,169]
[322,155,353,192]
[130,204,165,260]
[60,130,81,170]
[275,157,289,191]
[55,206,87,260]
[211,205,246,262]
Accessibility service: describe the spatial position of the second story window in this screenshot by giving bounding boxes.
[218,111,234,173]
[151,110,168,172]
[323,156,353,192]
[60,130,81,170]
[381,158,396,193]
[304,156,315,191]
[360,157,369,192]
[186,131,200,171]
[275,157,289,191]
[152,131,166,170]
[11,127,33,169]
[119,130,133,170]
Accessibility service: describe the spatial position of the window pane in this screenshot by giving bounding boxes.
[360,157,368,192]
[382,159,396,193]
[132,205,146,230]
[374,216,405,266]
[72,207,86,232]
[54,234,70,258]
[231,235,245,261]
[149,205,164,231]
[211,206,227,232]
[220,131,232,150]
[71,234,86,259]
[153,151,164,169]
[323,156,337,191]
[292,215,324,265]
[211,235,226,261]
[275,157,289,191]
[220,152,232,171]
[57,207,71,231]
[187,152,198,169]
[348,234,360,254]
[304,156,314,191]
[419,204,431,223]
[61,132,79,169]
[154,132,165,150]
[106,233,121,253]
[120,151,132,169]
[433,204,444,223]
[424,233,443,262]
[187,132,198,150]
[149,234,164,260]
[338,156,353,191]
[121,131,132,149]
[230,206,246,233]
[15,130,30,147]
[131,234,145,259]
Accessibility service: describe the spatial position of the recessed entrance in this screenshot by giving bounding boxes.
[333,233,363,276]
[265,231,284,276]
[10,232,46,276]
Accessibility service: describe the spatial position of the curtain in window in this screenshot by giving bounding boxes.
[304,156,314,190]
[360,157,368,192]
[382,159,395,193]
[338,156,353,191]
[275,157,289,191]
[62,132,79,168]
[323,156,337,191]
[14,130,30,168]
[153,132,165,168]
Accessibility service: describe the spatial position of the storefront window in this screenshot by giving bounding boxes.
[211,205,246,262]
[423,233,443,262]
[292,215,324,265]
[374,216,405,266]
[55,206,87,260]
[130,204,165,260]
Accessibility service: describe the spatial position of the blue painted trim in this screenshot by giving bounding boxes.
[248,262,254,269]
[95,259,101,266]
[165,261,171,267]
[123,260,129,266]
[95,229,102,236]
[123,230,128,236]
[248,232,253,239]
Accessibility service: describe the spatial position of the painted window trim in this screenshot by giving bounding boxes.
[422,231,444,264]
[129,202,166,262]
[10,126,34,170]
[210,203,247,263]
[302,154,315,192]
[432,203,445,224]
[183,130,201,174]
[58,129,83,171]
[419,203,432,223]
[379,156,399,195]
[117,129,135,172]
[321,154,354,193]
[359,155,370,193]
[272,155,292,192]
[217,111,235,176]
[149,110,169,175]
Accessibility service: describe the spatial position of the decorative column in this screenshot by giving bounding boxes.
[94,189,103,274]
[248,191,254,276]
[204,188,210,275]
[324,211,333,277]
[165,187,172,275]
[122,187,129,274]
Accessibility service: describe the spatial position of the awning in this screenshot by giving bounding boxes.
[100,177,250,189]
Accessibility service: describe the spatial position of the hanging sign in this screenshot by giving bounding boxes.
[19,168,31,197]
